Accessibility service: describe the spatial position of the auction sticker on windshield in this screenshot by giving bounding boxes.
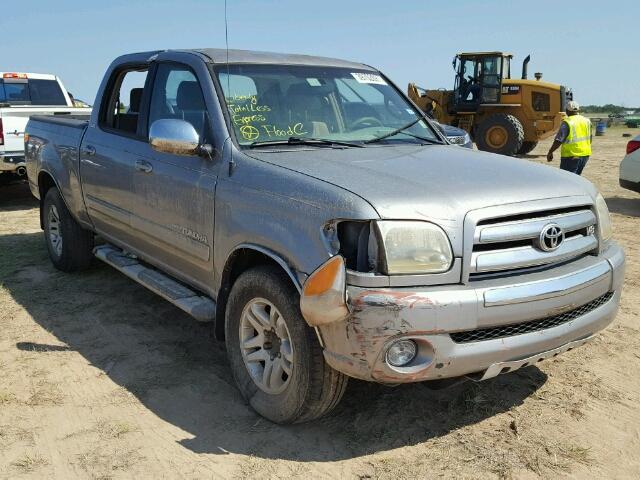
[351,72,387,85]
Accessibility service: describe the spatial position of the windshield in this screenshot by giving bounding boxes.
[0,79,67,106]
[215,64,440,147]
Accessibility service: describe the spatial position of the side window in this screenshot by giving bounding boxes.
[148,64,207,139]
[101,67,149,136]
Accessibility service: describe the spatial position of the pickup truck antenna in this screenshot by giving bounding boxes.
[224,0,230,70]
[224,0,236,175]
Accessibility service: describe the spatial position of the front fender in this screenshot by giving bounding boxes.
[212,151,379,293]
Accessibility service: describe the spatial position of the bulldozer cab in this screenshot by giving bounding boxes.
[453,52,512,112]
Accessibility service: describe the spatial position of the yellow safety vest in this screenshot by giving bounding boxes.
[560,114,592,157]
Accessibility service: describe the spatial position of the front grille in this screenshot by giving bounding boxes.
[469,206,598,277]
[450,291,614,343]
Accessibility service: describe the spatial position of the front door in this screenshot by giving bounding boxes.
[128,61,218,293]
[455,57,481,112]
[478,56,503,104]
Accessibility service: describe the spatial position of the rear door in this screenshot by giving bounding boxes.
[127,59,219,293]
[80,65,151,247]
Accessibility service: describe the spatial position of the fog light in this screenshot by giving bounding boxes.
[386,340,417,367]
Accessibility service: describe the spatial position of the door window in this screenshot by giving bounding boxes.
[480,57,501,103]
[100,68,149,136]
[148,64,208,140]
[457,59,480,104]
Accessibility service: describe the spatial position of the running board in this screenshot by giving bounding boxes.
[94,244,215,322]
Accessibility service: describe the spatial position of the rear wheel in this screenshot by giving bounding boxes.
[225,265,348,424]
[43,188,94,272]
[517,140,539,155]
[475,114,524,156]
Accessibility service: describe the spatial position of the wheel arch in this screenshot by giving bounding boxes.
[215,244,304,340]
[37,170,61,229]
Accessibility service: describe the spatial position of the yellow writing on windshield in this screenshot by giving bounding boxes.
[240,125,260,141]
[226,95,272,129]
[262,123,307,138]
[225,95,308,142]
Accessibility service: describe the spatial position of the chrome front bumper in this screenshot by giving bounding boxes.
[318,242,625,384]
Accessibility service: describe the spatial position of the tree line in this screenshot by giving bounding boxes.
[581,104,640,114]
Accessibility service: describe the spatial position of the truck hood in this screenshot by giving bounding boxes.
[247,144,596,249]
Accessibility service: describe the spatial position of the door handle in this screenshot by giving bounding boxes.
[135,159,153,173]
[82,145,96,156]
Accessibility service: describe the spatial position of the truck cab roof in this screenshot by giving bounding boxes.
[1,72,59,80]
[118,48,376,71]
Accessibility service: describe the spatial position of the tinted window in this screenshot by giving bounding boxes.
[149,64,207,139]
[29,79,67,105]
[0,80,30,103]
[0,79,66,105]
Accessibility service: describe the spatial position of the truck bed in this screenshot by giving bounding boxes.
[25,114,90,207]
[29,114,90,128]
[1,106,92,158]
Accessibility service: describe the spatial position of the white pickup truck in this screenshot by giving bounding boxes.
[0,72,91,181]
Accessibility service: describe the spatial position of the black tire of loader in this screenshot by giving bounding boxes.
[517,140,539,155]
[475,114,525,156]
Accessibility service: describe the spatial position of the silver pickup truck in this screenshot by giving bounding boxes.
[25,49,625,424]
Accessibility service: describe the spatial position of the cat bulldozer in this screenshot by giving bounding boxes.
[408,52,572,156]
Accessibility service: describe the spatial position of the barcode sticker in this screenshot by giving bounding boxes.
[351,72,387,85]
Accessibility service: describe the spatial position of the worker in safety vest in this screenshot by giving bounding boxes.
[546,101,592,175]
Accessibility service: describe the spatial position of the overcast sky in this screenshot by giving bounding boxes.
[2,0,637,106]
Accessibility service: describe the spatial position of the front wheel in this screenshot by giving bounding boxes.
[225,266,348,424]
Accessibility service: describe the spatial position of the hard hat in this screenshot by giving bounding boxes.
[566,101,580,112]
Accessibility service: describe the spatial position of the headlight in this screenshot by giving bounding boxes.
[447,133,470,146]
[595,193,612,243]
[376,221,453,274]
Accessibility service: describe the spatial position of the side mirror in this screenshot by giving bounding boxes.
[149,119,200,156]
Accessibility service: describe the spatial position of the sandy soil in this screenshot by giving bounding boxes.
[1,129,639,480]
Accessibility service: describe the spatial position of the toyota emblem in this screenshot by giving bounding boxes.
[537,223,564,252]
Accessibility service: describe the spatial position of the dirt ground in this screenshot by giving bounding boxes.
[1,129,639,480]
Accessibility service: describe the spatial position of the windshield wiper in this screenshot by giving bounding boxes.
[364,118,442,145]
[249,136,364,148]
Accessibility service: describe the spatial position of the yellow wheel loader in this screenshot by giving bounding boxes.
[408,52,572,156]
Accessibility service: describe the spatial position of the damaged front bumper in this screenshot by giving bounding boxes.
[316,242,625,384]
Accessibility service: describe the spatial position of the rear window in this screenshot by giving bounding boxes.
[0,79,67,105]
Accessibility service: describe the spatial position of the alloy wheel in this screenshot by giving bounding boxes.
[239,298,294,394]
[47,204,63,257]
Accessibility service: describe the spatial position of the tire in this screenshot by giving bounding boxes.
[517,140,538,155]
[43,188,94,272]
[475,113,524,156]
[225,265,348,424]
